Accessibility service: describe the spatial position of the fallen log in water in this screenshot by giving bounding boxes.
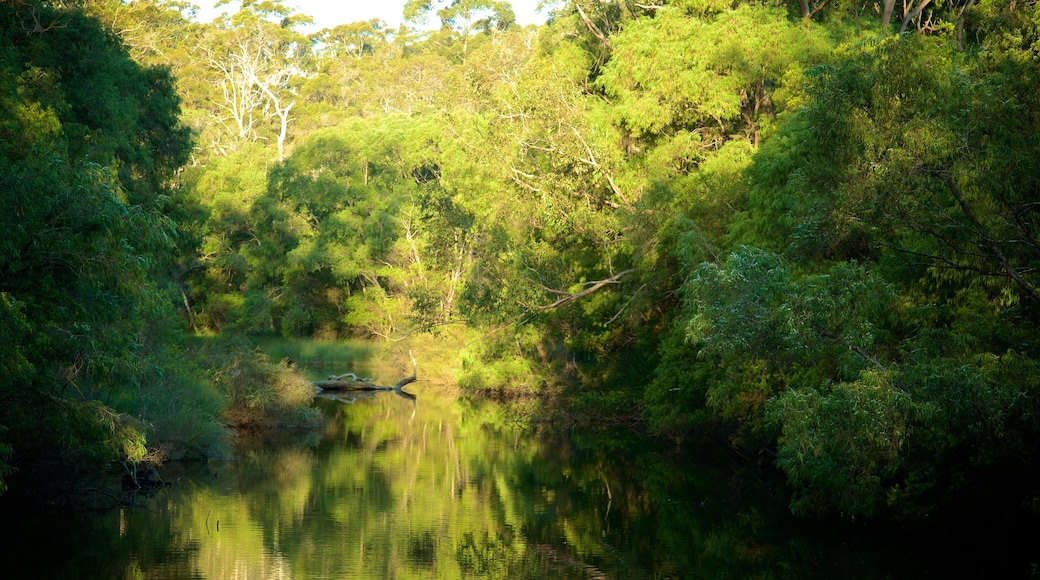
[313,352,417,393]
[313,375,377,391]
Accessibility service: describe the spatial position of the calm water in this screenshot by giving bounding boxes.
[1,390,1037,579]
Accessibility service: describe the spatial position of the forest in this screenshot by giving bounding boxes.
[1,0,1039,522]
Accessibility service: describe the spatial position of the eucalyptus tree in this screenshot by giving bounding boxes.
[318,19,390,60]
[382,20,646,391]
[404,0,517,56]
[200,0,314,159]
[262,121,407,338]
[77,0,201,65]
[545,0,840,403]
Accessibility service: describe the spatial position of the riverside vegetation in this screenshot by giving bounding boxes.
[2,0,1040,523]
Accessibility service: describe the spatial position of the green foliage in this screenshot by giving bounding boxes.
[689,15,1040,517]
[110,343,228,460]
[203,337,320,427]
[597,4,827,138]
[35,0,1040,525]
[689,249,892,369]
[184,115,472,339]
[0,1,229,501]
[679,247,894,444]
[643,326,712,433]
[769,370,913,517]
[457,326,550,393]
[0,426,13,496]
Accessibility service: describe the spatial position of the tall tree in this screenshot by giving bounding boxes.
[200,0,312,158]
[0,0,199,499]
[684,30,1040,516]
[404,0,516,55]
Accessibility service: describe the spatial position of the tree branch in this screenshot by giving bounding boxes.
[941,172,1040,305]
[899,0,933,34]
[532,269,634,312]
[808,0,832,19]
[574,1,611,49]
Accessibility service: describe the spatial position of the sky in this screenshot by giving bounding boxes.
[192,1,550,31]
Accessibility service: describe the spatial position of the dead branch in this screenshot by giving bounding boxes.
[393,351,418,390]
[532,269,634,312]
[568,125,629,206]
[315,351,418,392]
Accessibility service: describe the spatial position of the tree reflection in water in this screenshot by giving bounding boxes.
[0,393,1033,579]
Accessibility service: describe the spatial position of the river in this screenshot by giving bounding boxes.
[0,388,1036,578]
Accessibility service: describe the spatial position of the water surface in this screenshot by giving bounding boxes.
[1,390,1036,578]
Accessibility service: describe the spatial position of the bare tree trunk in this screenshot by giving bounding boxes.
[248,69,295,161]
[179,285,199,334]
[953,0,977,50]
[881,0,897,29]
[575,1,611,48]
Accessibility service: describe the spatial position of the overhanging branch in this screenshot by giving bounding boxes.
[532,269,634,312]
[574,1,611,49]
[940,171,1040,305]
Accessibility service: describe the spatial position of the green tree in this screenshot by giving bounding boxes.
[0,0,212,499]
[691,24,1040,516]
